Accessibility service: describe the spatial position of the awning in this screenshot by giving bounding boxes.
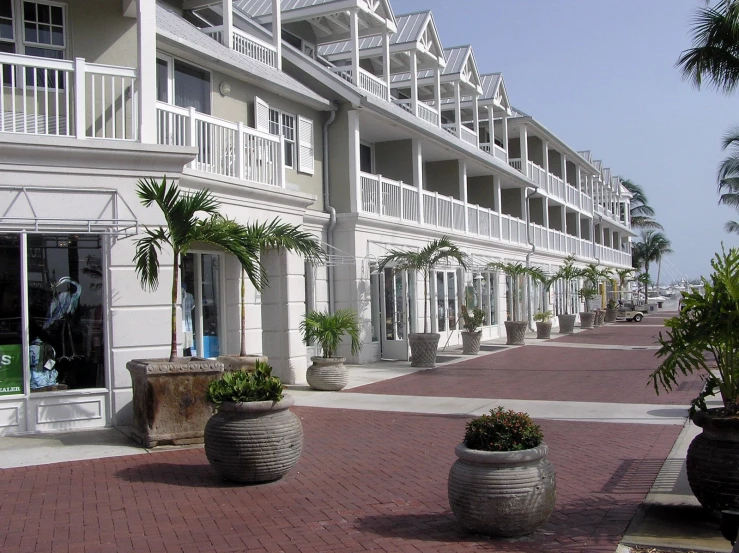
[0,186,138,236]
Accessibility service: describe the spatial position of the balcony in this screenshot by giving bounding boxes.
[595,244,630,267]
[156,102,284,188]
[479,142,507,162]
[0,53,138,141]
[202,27,277,68]
[392,98,439,126]
[441,123,477,147]
[329,66,388,101]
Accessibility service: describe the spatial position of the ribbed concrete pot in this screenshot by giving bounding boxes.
[448,442,556,537]
[125,358,224,447]
[306,356,348,391]
[217,354,268,372]
[557,314,576,334]
[605,308,618,323]
[579,312,595,329]
[204,395,303,483]
[409,333,440,368]
[461,331,482,355]
[504,321,527,345]
[594,310,606,327]
[536,321,552,340]
[687,410,739,515]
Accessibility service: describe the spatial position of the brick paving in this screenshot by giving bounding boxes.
[0,318,697,553]
[552,324,665,347]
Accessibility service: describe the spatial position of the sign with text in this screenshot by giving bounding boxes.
[0,344,23,395]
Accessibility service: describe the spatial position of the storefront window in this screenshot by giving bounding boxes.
[0,235,23,396]
[181,253,222,358]
[27,234,105,391]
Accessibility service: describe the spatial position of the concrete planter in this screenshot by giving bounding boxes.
[593,310,606,327]
[461,331,482,355]
[605,307,618,323]
[536,321,552,340]
[217,354,268,372]
[504,321,527,345]
[558,314,576,334]
[125,358,224,448]
[204,395,303,483]
[687,410,739,515]
[306,356,348,391]
[448,442,556,537]
[579,311,595,329]
[409,333,440,368]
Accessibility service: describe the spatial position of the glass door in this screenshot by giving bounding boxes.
[379,267,410,360]
[434,270,459,342]
[181,253,223,358]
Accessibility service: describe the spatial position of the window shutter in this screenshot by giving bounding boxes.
[298,115,314,175]
[254,96,269,132]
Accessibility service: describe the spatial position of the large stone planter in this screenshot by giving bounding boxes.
[605,307,618,323]
[461,331,482,355]
[579,311,595,329]
[687,410,739,515]
[306,356,348,391]
[125,358,224,448]
[593,309,606,327]
[217,354,268,372]
[504,320,528,345]
[558,314,576,334]
[536,321,552,339]
[409,333,440,368]
[448,442,556,537]
[204,395,303,483]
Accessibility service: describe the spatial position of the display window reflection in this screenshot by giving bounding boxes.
[0,235,23,396]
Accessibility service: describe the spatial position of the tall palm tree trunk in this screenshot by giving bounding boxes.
[170,253,179,362]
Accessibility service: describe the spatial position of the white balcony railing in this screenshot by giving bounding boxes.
[509,158,522,171]
[547,174,565,200]
[0,53,138,140]
[392,99,440,126]
[156,102,283,187]
[202,26,277,68]
[442,123,477,146]
[359,172,419,222]
[330,66,388,100]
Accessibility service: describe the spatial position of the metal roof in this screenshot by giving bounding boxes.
[480,73,502,100]
[235,0,395,24]
[156,5,330,109]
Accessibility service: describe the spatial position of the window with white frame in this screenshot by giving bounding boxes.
[156,55,211,115]
[268,108,295,169]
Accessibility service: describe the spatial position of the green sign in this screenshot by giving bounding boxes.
[0,344,23,395]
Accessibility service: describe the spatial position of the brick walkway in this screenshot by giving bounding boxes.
[0,320,697,553]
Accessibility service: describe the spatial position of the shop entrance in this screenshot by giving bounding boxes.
[377,267,413,360]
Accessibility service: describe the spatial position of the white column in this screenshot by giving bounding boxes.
[410,51,418,116]
[543,140,549,189]
[434,66,441,127]
[473,94,480,147]
[454,81,462,139]
[383,32,391,100]
[561,153,568,186]
[576,213,582,239]
[576,165,582,192]
[412,138,424,223]
[502,113,509,158]
[272,0,282,69]
[348,109,361,212]
[350,9,360,87]
[486,106,494,150]
[493,175,502,236]
[543,196,550,250]
[260,251,306,384]
[459,160,468,231]
[137,0,156,144]
[520,123,528,173]
[222,0,233,48]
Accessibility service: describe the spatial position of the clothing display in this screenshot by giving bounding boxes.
[29,338,58,389]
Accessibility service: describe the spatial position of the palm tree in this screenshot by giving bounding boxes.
[486,261,545,322]
[634,230,673,304]
[581,264,613,311]
[676,0,739,94]
[133,177,323,362]
[613,268,635,304]
[553,255,585,316]
[717,126,739,234]
[378,237,467,333]
[620,178,663,230]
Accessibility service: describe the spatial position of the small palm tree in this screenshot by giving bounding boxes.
[581,264,613,311]
[378,237,467,333]
[300,310,361,358]
[486,261,545,322]
[636,272,653,305]
[717,126,739,235]
[620,178,663,230]
[553,255,585,315]
[613,268,635,304]
[636,230,674,284]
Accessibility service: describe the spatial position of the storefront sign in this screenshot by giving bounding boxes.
[0,344,23,395]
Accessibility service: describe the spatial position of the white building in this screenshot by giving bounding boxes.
[0,0,633,435]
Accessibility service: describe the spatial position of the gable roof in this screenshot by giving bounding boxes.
[235,0,396,29]
[479,73,510,110]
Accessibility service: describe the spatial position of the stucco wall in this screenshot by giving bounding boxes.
[566,212,578,236]
[424,160,459,199]
[548,205,563,231]
[508,139,521,159]
[548,149,562,177]
[527,136,543,166]
[467,175,495,209]
[69,0,137,67]
[566,160,577,186]
[374,140,413,184]
[328,104,351,213]
[530,197,545,225]
[501,188,522,218]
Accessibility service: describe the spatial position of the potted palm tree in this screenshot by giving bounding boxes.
[448,406,556,537]
[300,309,361,391]
[460,306,485,355]
[578,286,597,329]
[126,177,322,447]
[487,261,544,345]
[553,255,583,334]
[582,264,612,326]
[608,268,634,322]
[651,246,739,515]
[533,311,553,339]
[379,237,467,368]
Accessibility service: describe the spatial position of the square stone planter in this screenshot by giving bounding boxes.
[126,358,224,448]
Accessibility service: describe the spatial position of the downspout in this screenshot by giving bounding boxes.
[525,184,539,331]
[323,108,338,314]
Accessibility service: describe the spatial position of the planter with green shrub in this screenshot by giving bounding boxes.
[204,361,303,483]
[448,407,556,537]
[300,309,361,391]
[460,307,485,355]
[578,285,597,329]
[487,261,544,345]
[553,256,583,334]
[533,311,553,339]
[605,299,618,323]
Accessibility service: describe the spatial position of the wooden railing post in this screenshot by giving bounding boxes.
[236,122,245,180]
[377,174,384,216]
[399,180,404,220]
[74,58,86,139]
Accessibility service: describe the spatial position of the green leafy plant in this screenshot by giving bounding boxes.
[487,261,545,322]
[533,310,553,323]
[607,299,617,309]
[553,255,585,315]
[300,310,362,358]
[461,306,485,333]
[651,246,739,415]
[579,285,598,311]
[207,361,283,405]
[464,407,543,452]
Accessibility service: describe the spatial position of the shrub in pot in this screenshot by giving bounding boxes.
[204,361,303,483]
[553,256,584,334]
[300,309,361,391]
[651,246,739,515]
[533,311,553,339]
[460,307,485,354]
[605,299,618,323]
[578,285,598,329]
[379,237,468,368]
[448,407,556,537]
[487,261,545,345]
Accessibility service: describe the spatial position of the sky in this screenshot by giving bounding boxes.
[390,0,739,280]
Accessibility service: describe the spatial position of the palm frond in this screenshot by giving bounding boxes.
[631,216,664,230]
[133,227,169,291]
[245,218,325,264]
[725,220,739,233]
[300,310,361,358]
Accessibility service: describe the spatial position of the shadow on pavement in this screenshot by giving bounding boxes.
[116,462,251,488]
